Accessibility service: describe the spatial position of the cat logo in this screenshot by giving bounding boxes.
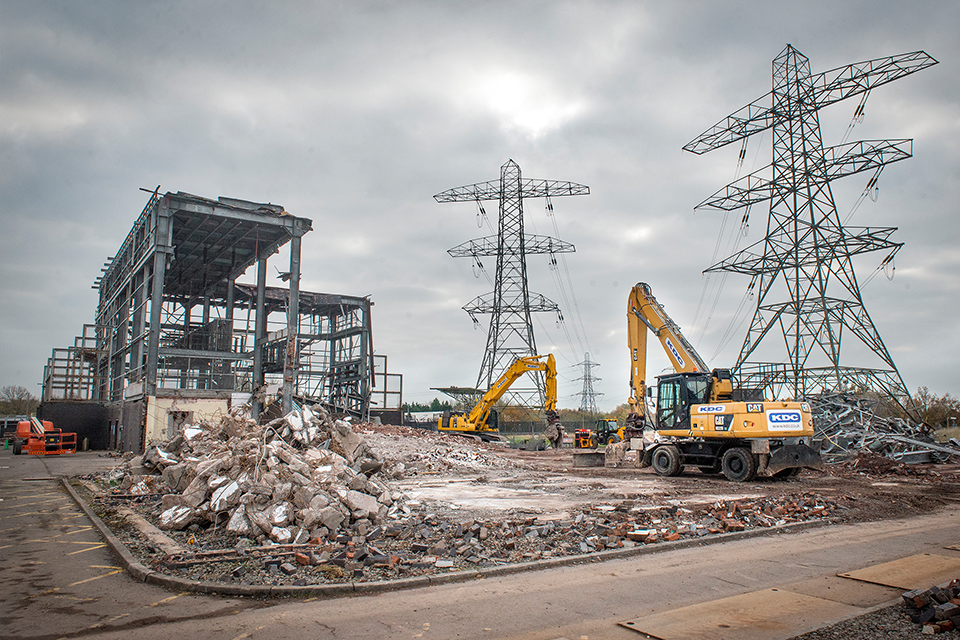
[746,403,764,413]
[713,414,732,431]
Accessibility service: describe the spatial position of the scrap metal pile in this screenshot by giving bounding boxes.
[810,393,960,464]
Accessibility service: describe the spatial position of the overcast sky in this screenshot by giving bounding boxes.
[2,1,957,411]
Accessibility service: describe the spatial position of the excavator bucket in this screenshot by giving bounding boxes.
[766,444,824,475]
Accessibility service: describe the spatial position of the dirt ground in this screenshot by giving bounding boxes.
[81,419,960,590]
[363,422,960,525]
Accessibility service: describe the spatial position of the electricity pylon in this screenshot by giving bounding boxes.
[435,159,589,407]
[685,45,937,399]
[573,352,603,414]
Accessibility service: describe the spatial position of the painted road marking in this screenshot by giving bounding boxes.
[0,513,85,531]
[1,539,104,550]
[68,568,125,586]
[67,543,107,555]
[88,613,130,629]
[0,506,75,521]
[0,497,69,511]
[150,593,188,606]
[64,526,94,534]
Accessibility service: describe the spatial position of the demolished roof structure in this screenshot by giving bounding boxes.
[811,392,960,464]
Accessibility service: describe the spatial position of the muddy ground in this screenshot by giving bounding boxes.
[370,423,960,525]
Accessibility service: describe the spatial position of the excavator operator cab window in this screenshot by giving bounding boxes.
[657,374,711,431]
[657,379,682,430]
[685,375,711,405]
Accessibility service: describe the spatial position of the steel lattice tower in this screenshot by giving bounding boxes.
[573,352,603,414]
[685,45,937,399]
[435,159,589,406]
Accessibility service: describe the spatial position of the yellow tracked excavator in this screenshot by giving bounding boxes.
[625,282,822,481]
[438,354,559,442]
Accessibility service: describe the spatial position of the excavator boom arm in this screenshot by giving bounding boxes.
[467,354,557,426]
[627,282,708,410]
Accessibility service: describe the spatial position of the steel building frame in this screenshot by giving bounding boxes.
[93,190,312,419]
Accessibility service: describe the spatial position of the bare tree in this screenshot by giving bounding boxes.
[0,385,39,416]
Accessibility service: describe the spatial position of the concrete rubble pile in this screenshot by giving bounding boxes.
[358,426,520,474]
[119,405,402,544]
[810,392,960,465]
[138,491,848,586]
[901,579,960,634]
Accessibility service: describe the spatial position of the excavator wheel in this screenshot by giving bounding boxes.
[12,439,22,455]
[721,447,757,482]
[651,445,683,477]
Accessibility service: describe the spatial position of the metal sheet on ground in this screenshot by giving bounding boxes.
[838,553,960,590]
[618,588,860,640]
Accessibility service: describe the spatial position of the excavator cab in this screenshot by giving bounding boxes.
[656,372,711,431]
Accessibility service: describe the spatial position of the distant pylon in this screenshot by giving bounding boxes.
[435,159,589,407]
[684,45,937,400]
[573,352,603,414]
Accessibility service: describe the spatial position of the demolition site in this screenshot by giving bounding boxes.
[4,44,960,640]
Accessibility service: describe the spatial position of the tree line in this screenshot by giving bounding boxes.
[0,386,40,416]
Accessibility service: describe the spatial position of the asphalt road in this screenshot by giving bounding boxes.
[1,449,957,640]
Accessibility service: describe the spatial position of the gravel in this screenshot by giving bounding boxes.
[788,603,953,639]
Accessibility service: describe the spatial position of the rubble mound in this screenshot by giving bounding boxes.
[356,424,522,474]
[120,405,399,544]
[833,451,940,478]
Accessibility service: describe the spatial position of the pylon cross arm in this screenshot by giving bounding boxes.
[812,51,938,109]
[683,51,936,157]
[463,291,560,315]
[434,179,590,203]
[683,92,775,155]
[695,139,913,211]
[448,234,575,258]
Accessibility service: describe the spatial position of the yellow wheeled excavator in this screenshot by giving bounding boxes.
[438,354,559,442]
[625,282,822,481]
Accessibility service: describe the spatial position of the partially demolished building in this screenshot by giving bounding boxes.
[40,190,399,452]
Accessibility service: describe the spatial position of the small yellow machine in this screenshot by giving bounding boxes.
[574,418,624,448]
[438,355,558,441]
[625,282,822,481]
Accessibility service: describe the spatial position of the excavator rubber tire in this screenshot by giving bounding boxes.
[12,439,22,455]
[651,445,683,477]
[721,447,757,482]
